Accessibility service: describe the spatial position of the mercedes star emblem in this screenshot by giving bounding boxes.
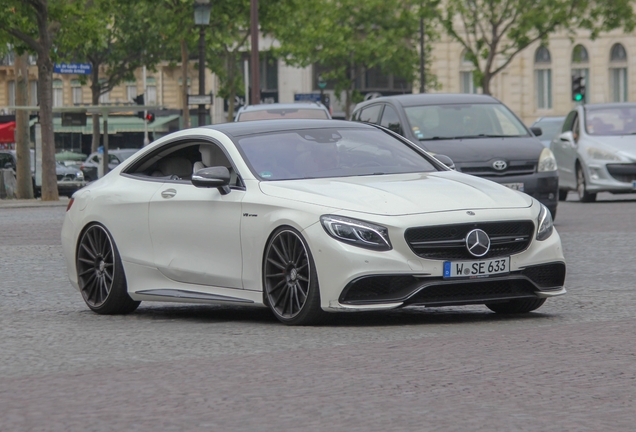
[466,229,491,257]
[492,160,508,171]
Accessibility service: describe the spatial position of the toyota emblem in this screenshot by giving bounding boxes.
[465,229,491,257]
[492,160,507,171]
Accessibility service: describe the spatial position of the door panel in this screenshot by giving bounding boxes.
[149,183,244,289]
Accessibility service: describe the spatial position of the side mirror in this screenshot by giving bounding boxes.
[192,166,231,195]
[530,127,543,137]
[434,154,455,170]
[559,131,575,144]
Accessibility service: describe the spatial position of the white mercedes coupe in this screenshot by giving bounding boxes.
[61,120,566,325]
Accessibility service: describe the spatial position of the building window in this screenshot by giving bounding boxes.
[609,43,628,102]
[534,46,552,109]
[1,50,14,66]
[30,81,38,106]
[53,79,63,107]
[8,81,15,106]
[98,79,109,104]
[572,44,590,103]
[260,54,278,91]
[460,51,477,94]
[126,81,137,102]
[71,79,82,105]
[146,77,157,104]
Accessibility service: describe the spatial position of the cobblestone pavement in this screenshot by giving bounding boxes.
[1,192,636,431]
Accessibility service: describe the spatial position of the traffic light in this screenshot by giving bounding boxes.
[571,76,585,102]
[136,111,155,123]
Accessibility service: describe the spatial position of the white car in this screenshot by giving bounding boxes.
[61,120,566,325]
[552,103,636,202]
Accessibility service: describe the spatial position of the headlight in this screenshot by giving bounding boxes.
[75,171,84,179]
[586,147,621,161]
[536,204,554,241]
[320,215,392,251]
[538,147,557,172]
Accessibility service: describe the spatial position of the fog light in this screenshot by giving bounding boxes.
[548,193,555,200]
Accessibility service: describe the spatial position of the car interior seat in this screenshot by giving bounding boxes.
[151,157,193,179]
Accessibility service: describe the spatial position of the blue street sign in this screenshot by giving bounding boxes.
[294,93,322,103]
[54,63,92,75]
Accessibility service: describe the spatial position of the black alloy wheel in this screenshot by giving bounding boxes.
[76,224,140,314]
[263,227,327,325]
[577,164,597,202]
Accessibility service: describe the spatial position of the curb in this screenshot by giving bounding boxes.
[0,197,70,209]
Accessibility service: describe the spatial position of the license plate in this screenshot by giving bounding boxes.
[443,257,510,279]
[502,182,524,192]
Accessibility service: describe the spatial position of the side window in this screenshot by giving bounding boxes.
[359,105,383,124]
[91,155,100,164]
[351,110,360,122]
[572,114,580,142]
[109,155,121,165]
[562,110,577,133]
[380,105,402,135]
[124,141,242,187]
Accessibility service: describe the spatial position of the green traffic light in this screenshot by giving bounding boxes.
[574,94,583,101]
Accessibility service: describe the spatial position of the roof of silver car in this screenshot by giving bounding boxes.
[355,93,499,109]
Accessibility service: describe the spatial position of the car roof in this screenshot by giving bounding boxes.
[237,102,327,112]
[354,93,500,110]
[203,119,371,137]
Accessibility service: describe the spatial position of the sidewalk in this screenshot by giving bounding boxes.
[0,197,70,209]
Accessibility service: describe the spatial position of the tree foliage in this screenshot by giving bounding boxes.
[271,0,420,118]
[439,0,636,95]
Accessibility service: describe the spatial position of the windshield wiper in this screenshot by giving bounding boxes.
[419,136,455,141]
[419,134,517,141]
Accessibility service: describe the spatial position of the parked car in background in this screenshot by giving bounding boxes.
[81,149,140,181]
[235,102,331,122]
[0,149,86,197]
[351,94,559,218]
[551,103,636,202]
[531,116,566,147]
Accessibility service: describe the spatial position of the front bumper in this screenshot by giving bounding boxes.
[57,179,87,196]
[304,207,566,312]
[584,162,636,194]
[479,171,558,213]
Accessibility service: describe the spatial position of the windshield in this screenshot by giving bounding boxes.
[585,106,636,136]
[236,127,437,180]
[238,108,329,122]
[404,103,528,140]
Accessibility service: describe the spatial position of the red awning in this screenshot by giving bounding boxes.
[0,121,16,144]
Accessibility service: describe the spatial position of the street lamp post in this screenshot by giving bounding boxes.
[194,0,211,126]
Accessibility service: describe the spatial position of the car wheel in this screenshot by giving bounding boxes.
[558,189,568,201]
[576,165,596,202]
[76,224,140,315]
[485,298,546,314]
[263,227,328,326]
[548,205,557,221]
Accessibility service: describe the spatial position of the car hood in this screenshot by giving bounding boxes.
[416,136,543,163]
[585,135,636,159]
[259,171,533,216]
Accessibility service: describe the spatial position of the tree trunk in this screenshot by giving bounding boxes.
[226,53,237,122]
[90,65,100,153]
[14,53,34,199]
[37,53,59,201]
[180,39,190,129]
[481,72,492,95]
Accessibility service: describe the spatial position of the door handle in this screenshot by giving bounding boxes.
[161,188,177,199]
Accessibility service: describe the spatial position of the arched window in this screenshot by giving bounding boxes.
[71,79,82,105]
[609,43,627,102]
[53,79,63,107]
[534,46,552,109]
[146,77,157,104]
[572,45,590,103]
[460,51,477,94]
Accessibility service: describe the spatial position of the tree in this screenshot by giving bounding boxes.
[439,0,636,95]
[272,0,419,119]
[69,0,163,152]
[0,0,86,200]
[14,52,34,199]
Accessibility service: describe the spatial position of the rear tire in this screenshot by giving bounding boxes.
[77,224,140,315]
[263,227,329,326]
[558,189,568,201]
[486,298,546,314]
[576,165,596,202]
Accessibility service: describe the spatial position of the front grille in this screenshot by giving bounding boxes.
[405,221,535,260]
[521,262,566,288]
[460,163,536,177]
[606,164,636,183]
[405,279,537,306]
[57,174,64,181]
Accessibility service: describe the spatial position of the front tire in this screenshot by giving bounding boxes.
[558,189,568,201]
[486,298,546,314]
[263,227,328,325]
[76,224,140,314]
[577,165,596,202]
